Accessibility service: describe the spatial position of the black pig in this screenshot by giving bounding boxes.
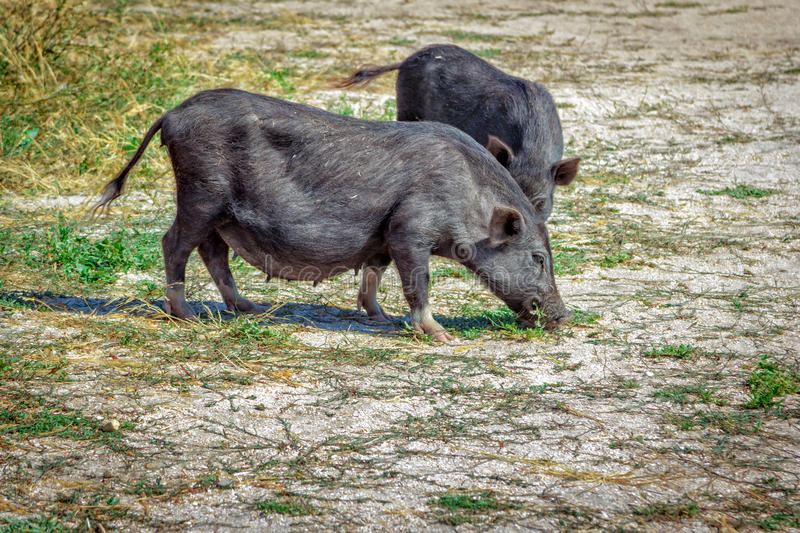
[94,89,571,341]
[336,44,580,220]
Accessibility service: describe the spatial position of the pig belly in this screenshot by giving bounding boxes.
[217,225,355,282]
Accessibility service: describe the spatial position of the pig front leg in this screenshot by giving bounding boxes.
[198,231,267,315]
[392,247,454,342]
[357,262,391,322]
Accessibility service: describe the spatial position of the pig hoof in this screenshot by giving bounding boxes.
[432,330,455,342]
[414,323,454,343]
[237,302,269,315]
[165,300,196,319]
[358,296,391,322]
[369,309,392,323]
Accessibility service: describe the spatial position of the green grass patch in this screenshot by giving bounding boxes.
[0,352,69,383]
[255,494,316,516]
[266,67,296,95]
[720,133,756,143]
[0,514,76,533]
[551,238,587,275]
[724,6,748,14]
[655,1,700,7]
[600,252,630,268]
[569,308,600,326]
[430,490,521,525]
[669,409,763,434]
[435,491,499,511]
[642,344,697,360]
[474,48,501,57]
[653,384,724,405]
[0,394,101,440]
[431,265,471,280]
[698,185,774,198]
[288,49,329,59]
[126,477,167,497]
[0,220,162,287]
[634,500,699,520]
[784,67,800,75]
[758,511,800,531]
[444,303,548,340]
[441,30,496,42]
[45,223,161,285]
[745,355,799,409]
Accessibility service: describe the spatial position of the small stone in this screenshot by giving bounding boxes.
[99,419,120,432]
[217,476,235,489]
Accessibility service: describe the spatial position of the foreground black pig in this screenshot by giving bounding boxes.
[94,89,571,341]
[336,44,580,220]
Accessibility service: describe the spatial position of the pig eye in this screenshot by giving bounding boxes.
[531,253,545,270]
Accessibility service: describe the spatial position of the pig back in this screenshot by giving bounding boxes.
[160,89,521,265]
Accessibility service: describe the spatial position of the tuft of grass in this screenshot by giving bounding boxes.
[669,410,763,434]
[435,491,499,511]
[600,252,630,268]
[328,95,355,116]
[642,344,696,360]
[255,494,316,516]
[430,490,521,525]
[697,185,774,199]
[655,1,700,7]
[653,384,723,405]
[758,511,800,530]
[0,514,76,533]
[569,308,600,326]
[44,222,161,285]
[724,6,748,14]
[720,133,756,143]
[551,236,587,275]
[288,49,329,59]
[446,303,548,340]
[745,356,799,409]
[634,500,699,520]
[0,397,100,440]
[126,477,167,497]
[266,67,296,95]
[430,265,471,280]
[441,30,496,42]
[474,48,501,57]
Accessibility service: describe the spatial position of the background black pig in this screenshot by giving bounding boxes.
[94,89,571,341]
[336,44,580,221]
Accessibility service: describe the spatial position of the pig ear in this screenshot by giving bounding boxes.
[551,157,580,186]
[488,206,524,247]
[486,135,515,168]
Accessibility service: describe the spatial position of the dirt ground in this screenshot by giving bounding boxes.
[1,0,799,531]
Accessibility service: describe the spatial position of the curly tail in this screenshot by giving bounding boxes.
[91,116,164,217]
[332,62,403,88]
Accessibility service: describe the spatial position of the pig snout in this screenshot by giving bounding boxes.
[539,295,571,330]
[511,295,571,330]
[544,307,572,330]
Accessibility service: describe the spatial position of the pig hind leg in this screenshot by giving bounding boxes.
[357,258,391,322]
[161,218,204,319]
[198,231,266,315]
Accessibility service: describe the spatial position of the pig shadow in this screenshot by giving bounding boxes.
[1,290,503,337]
